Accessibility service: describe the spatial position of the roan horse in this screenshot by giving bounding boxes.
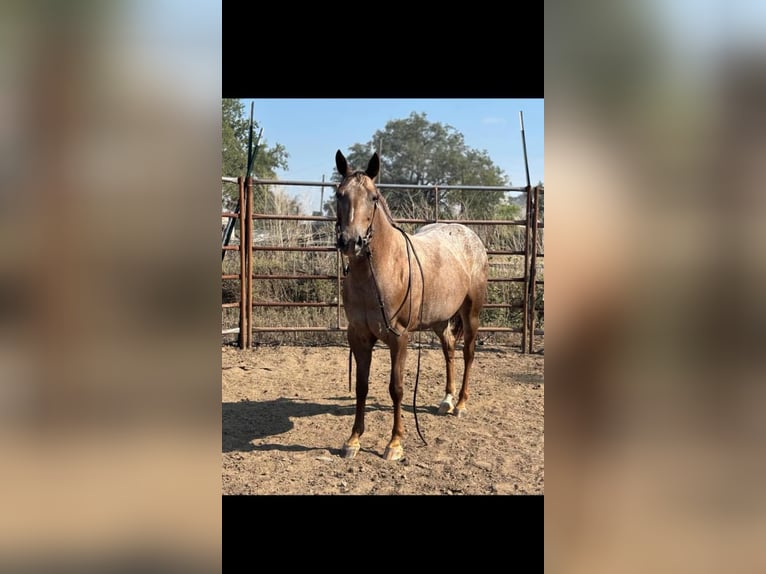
[335,150,489,461]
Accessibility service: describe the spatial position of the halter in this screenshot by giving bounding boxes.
[360,196,378,255]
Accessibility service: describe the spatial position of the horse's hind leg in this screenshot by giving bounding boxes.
[434,320,457,415]
[342,328,376,459]
[455,306,480,418]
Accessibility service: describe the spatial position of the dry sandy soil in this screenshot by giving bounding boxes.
[222,342,544,495]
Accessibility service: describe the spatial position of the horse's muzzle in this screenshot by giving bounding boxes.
[337,232,365,255]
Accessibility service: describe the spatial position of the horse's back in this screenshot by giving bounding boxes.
[414,223,488,279]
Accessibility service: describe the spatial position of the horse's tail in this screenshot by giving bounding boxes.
[450,313,464,341]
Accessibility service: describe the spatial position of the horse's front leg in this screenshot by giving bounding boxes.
[342,329,376,458]
[384,334,408,461]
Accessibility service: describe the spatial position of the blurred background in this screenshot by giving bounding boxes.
[4,0,766,570]
[0,1,221,571]
[545,0,766,572]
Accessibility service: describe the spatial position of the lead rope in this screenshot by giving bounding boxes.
[401,231,427,446]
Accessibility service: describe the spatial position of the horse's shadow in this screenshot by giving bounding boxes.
[222,397,438,454]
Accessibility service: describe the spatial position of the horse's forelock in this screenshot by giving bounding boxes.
[338,171,368,191]
[339,171,394,223]
[340,170,374,192]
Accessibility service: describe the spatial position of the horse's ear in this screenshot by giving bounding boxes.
[366,153,380,180]
[335,150,350,176]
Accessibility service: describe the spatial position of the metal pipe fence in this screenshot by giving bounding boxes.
[222,177,544,352]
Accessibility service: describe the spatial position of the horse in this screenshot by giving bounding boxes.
[334,150,489,461]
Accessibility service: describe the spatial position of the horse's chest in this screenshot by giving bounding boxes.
[342,274,396,335]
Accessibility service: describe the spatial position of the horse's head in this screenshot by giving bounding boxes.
[335,150,380,256]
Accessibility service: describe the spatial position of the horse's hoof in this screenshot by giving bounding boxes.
[438,394,455,415]
[383,445,403,461]
[454,407,467,418]
[342,443,360,458]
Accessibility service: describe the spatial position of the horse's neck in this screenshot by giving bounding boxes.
[347,211,404,271]
[369,211,404,259]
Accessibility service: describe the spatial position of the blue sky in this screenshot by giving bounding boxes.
[240,99,544,214]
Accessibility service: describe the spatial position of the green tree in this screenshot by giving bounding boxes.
[328,112,508,220]
[222,99,288,208]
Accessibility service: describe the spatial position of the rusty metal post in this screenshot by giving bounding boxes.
[245,176,254,349]
[528,185,540,354]
[519,110,533,355]
[238,177,247,349]
[522,185,532,353]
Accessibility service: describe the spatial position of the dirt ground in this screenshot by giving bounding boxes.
[222,341,544,495]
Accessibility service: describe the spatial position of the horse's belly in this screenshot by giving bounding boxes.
[417,292,464,328]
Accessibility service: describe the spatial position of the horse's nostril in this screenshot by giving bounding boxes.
[356,236,363,247]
